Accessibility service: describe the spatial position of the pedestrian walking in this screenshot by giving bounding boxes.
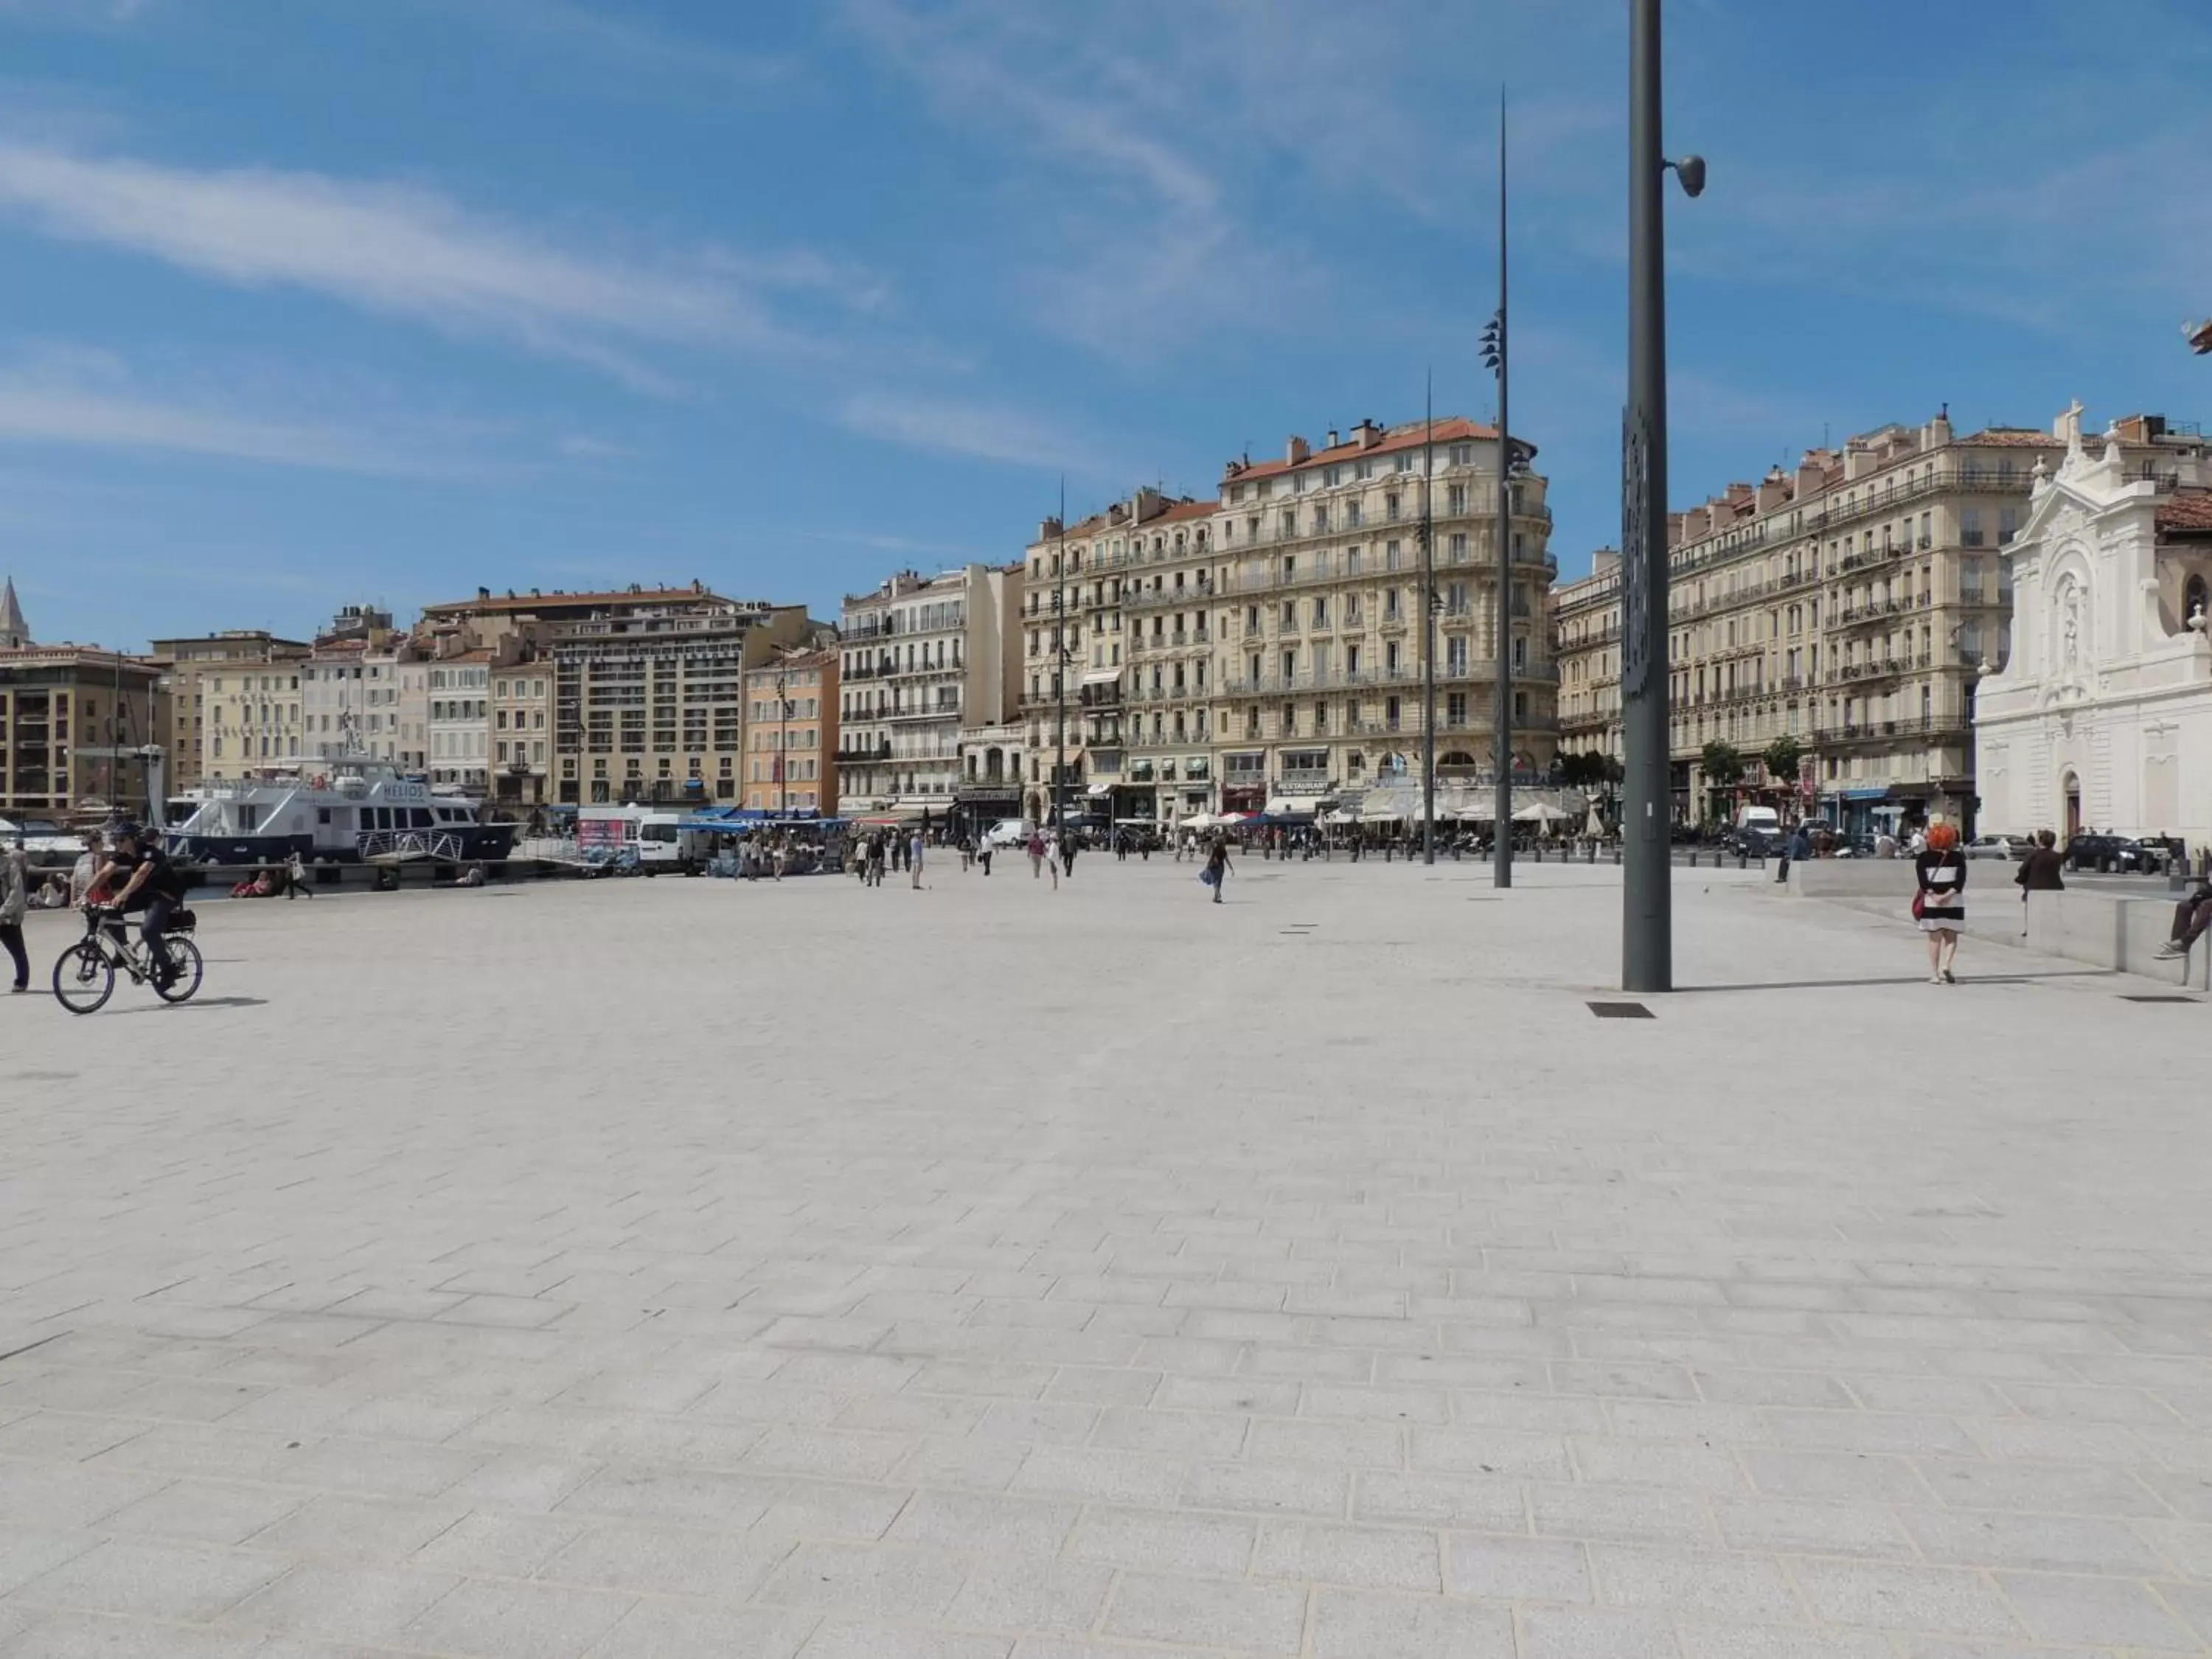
[909,830,926,889]
[1778,820,1811,884]
[282,849,314,900]
[1061,832,1078,880]
[1913,820,1967,984]
[1201,835,1231,905]
[978,840,993,876]
[1027,830,1046,880]
[2014,829,2064,935]
[1,831,29,993]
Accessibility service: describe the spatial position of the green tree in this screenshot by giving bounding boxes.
[1700,740,1745,788]
[1761,734,1802,787]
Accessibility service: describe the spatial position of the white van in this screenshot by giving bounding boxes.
[984,818,1034,849]
[1733,805,1781,836]
[576,805,688,870]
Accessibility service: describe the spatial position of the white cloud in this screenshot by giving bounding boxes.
[839,389,1117,476]
[0,352,477,476]
[0,142,886,384]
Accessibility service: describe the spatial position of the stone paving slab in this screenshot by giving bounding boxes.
[0,860,2206,1656]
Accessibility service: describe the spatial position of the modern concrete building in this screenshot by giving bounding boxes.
[147,630,311,787]
[1208,418,1559,817]
[838,563,1020,824]
[421,585,824,807]
[743,647,838,815]
[1976,405,2212,845]
[0,641,167,819]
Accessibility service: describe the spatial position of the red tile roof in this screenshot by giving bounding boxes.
[2157,490,2212,532]
[1225,417,1503,483]
[1154,498,1217,524]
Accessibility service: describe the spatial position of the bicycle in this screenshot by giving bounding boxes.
[52,905,204,1015]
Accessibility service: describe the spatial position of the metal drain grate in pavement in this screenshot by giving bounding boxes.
[1588,1001,1655,1019]
[2121,994,2199,1004]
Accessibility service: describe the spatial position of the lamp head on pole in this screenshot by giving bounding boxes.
[1666,154,1707,198]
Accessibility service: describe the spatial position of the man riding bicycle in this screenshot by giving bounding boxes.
[88,824,186,985]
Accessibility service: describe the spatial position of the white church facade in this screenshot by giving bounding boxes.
[1975,404,2212,850]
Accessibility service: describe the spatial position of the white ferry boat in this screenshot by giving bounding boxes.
[163,763,516,867]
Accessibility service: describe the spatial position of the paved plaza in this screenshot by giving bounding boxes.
[0,859,2208,1657]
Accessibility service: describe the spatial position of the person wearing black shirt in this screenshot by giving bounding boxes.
[93,825,186,984]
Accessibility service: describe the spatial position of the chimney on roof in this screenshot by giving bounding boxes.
[1355,419,1382,450]
[531,587,540,597]
[477,585,490,602]
[1926,406,1953,448]
[1287,435,1310,465]
[1756,469,1791,512]
[1326,429,1340,450]
[1039,515,1062,540]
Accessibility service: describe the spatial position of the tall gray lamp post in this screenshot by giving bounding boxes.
[1621,0,1703,993]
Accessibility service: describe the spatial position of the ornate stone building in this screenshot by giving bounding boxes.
[1975,406,2212,844]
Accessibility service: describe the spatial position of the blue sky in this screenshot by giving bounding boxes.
[3,0,2209,653]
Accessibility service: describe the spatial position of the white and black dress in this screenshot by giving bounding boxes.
[1915,847,1966,931]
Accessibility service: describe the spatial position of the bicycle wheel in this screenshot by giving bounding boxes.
[52,941,115,1015]
[152,936,204,1004]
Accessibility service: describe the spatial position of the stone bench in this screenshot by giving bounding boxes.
[2024,889,2212,990]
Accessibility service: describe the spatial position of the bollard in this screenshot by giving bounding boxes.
[1739,851,1747,870]
[1613,844,1621,865]
[1585,841,1596,865]
[1688,849,1698,869]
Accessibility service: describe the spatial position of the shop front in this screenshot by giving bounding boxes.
[1220,751,1266,816]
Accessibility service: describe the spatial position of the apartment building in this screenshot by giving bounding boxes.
[1208,419,1559,815]
[838,563,1020,824]
[421,585,823,806]
[0,640,167,819]
[428,649,493,790]
[954,719,1026,829]
[1105,495,1219,823]
[1018,511,1108,822]
[1552,409,2212,831]
[147,630,311,786]
[490,658,553,807]
[742,649,838,814]
[300,605,428,773]
[1555,551,1626,771]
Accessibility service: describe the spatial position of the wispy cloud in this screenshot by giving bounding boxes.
[433,0,796,97]
[839,389,1121,477]
[0,348,479,476]
[0,142,887,387]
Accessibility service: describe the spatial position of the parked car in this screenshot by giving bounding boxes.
[1728,827,1785,858]
[1966,833,2030,860]
[984,818,1034,849]
[2064,832,2129,873]
[2118,837,2171,875]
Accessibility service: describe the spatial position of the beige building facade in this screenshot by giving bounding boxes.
[1551,409,2209,833]
[148,630,311,787]
[838,564,1020,824]
[1208,418,1559,817]
[744,648,838,815]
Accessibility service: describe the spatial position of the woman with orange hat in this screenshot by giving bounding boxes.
[1914,819,1968,984]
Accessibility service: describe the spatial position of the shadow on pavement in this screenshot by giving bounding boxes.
[1672,970,2113,994]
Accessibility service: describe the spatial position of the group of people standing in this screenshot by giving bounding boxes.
[854,827,928,890]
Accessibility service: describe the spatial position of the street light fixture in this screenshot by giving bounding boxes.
[1621,0,1704,994]
[1483,88,1514,890]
